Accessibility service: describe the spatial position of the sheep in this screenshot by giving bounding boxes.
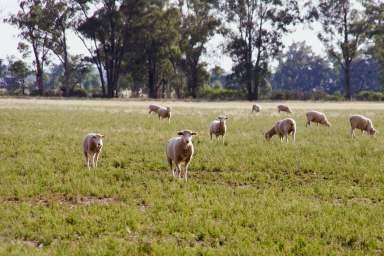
[148,104,161,114]
[265,118,296,143]
[209,116,228,144]
[157,106,171,123]
[83,133,104,169]
[148,105,171,123]
[252,104,261,113]
[306,111,331,127]
[277,104,292,114]
[166,130,197,181]
[350,115,377,138]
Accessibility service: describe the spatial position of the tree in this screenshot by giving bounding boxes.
[223,0,300,100]
[8,60,31,95]
[307,0,368,100]
[178,0,221,98]
[272,42,337,93]
[77,0,126,97]
[6,0,56,94]
[139,5,181,98]
[364,0,384,85]
[45,0,78,96]
[73,0,107,96]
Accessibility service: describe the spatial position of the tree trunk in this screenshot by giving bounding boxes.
[21,80,25,96]
[253,69,260,100]
[148,57,158,98]
[345,63,352,100]
[343,8,352,101]
[246,28,254,101]
[189,67,198,98]
[63,31,71,97]
[36,65,44,95]
[246,62,253,101]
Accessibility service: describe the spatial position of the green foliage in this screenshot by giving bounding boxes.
[200,85,245,100]
[8,60,31,95]
[355,91,384,101]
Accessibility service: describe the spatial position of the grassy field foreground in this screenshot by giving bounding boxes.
[0,99,384,255]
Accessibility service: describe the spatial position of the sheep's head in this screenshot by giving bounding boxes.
[92,134,104,149]
[324,120,331,127]
[166,107,171,112]
[177,130,197,145]
[217,116,228,123]
[369,127,377,136]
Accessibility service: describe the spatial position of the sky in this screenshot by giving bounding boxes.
[0,0,325,72]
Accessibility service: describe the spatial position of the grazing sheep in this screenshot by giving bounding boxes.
[265,118,296,143]
[350,115,377,138]
[306,111,331,127]
[166,130,197,181]
[209,116,228,144]
[252,104,261,113]
[148,104,161,114]
[83,133,104,169]
[157,106,171,123]
[277,104,292,114]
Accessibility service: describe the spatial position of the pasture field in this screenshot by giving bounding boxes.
[0,98,384,255]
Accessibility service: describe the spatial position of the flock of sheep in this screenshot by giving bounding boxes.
[82,103,377,181]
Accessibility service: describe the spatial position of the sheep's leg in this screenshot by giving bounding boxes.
[184,163,189,181]
[210,132,212,141]
[306,121,310,127]
[351,128,355,138]
[222,135,225,144]
[167,158,174,177]
[175,163,182,179]
[292,131,296,143]
[95,151,101,168]
[84,151,88,166]
[92,154,96,168]
[84,152,90,169]
[168,117,171,124]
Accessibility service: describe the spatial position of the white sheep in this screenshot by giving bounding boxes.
[148,104,161,114]
[83,133,104,169]
[157,106,171,122]
[166,130,197,181]
[252,104,261,113]
[350,115,377,138]
[306,111,331,127]
[209,116,228,144]
[265,118,296,143]
[277,104,292,114]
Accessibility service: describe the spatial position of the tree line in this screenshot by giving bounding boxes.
[2,0,384,100]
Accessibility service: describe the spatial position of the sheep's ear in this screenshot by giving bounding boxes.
[191,132,197,136]
[177,131,183,136]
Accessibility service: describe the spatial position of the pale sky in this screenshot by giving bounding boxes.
[0,0,325,72]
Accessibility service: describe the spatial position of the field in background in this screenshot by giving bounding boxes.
[0,99,384,255]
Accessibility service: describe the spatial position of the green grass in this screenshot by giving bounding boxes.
[0,99,384,255]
